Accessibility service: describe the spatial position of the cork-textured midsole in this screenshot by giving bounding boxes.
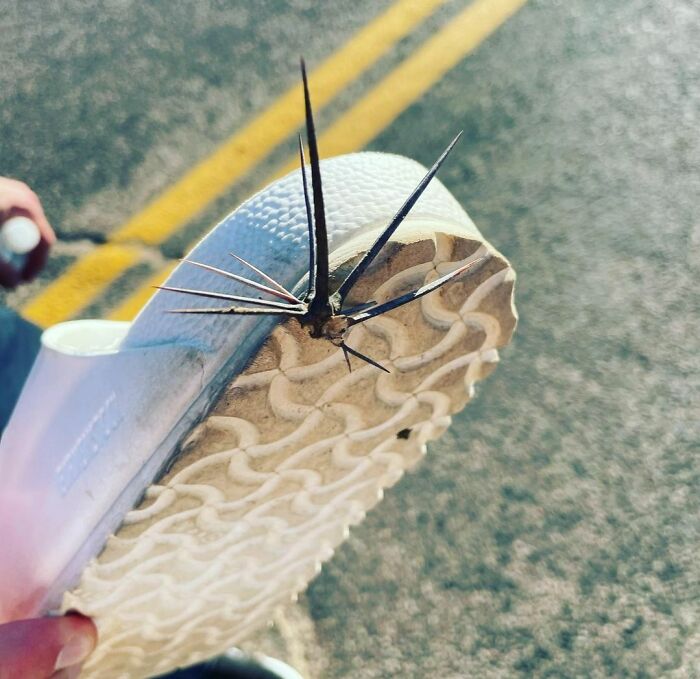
[65,228,517,679]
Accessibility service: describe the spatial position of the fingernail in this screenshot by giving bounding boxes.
[54,633,94,670]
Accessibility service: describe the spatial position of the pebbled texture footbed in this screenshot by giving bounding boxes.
[62,153,516,677]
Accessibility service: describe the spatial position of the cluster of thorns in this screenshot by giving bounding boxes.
[160,60,483,373]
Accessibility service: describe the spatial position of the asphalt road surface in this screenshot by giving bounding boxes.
[2,0,698,677]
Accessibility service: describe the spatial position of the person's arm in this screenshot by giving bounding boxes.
[0,613,97,678]
[0,177,56,288]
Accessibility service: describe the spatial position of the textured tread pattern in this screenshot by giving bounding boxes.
[64,232,517,679]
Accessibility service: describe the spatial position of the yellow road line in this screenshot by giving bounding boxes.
[114,0,448,246]
[22,245,141,326]
[111,0,528,322]
[107,262,177,321]
[280,0,529,170]
[22,0,447,328]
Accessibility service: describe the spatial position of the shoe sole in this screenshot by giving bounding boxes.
[65,207,516,678]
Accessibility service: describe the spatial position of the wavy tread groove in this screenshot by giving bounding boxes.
[65,232,517,679]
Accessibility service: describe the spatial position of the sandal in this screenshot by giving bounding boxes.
[0,62,516,678]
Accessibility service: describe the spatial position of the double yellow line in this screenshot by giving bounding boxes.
[22,0,527,327]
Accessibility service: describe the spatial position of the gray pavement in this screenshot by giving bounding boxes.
[2,0,699,677]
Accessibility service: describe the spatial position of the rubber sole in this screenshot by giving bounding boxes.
[64,224,516,679]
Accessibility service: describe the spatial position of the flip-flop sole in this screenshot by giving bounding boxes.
[66,215,516,678]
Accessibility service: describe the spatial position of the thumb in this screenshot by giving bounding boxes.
[0,613,97,679]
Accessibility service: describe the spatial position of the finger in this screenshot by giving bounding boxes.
[0,204,56,282]
[0,179,39,215]
[11,197,55,241]
[17,197,56,247]
[0,614,97,679]
[0,181,56,246]
[0,180,56,281]
[0,183,46,230]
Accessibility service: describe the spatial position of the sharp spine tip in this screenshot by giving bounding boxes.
[335,131,464,303]
[341,344,352,373]
[155,284,304,310]
[342,342,391,373]
[348,255,486,325]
